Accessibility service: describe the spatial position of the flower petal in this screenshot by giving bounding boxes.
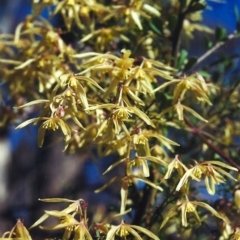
[131,225,160,240]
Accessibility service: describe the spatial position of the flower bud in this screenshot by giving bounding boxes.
[234,189,240,209]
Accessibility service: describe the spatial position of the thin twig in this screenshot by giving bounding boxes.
[190,32,239,71]
[184,116,240,171]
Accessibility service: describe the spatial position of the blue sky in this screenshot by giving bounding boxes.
[204,0,240,32]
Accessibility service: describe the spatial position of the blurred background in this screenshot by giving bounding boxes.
[0,0,240,239]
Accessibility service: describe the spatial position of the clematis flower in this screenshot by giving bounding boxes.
[103,0,161,30]
[2,219,32,240]
[38,116,72,147]
[80,27,129,52]
[87,103,155,137]
[73,49,175,100]
[164,155,188,180]
[229,229,240,240]
[103,154,167,178]
[30,198,88,229]
[106,220,160,240]
[16,115,72,150]
[133,129,179,154]
[183,19,213,39]
[201,161,238,195]
[153,73,211,105]
[160,197,228,229]
[176,160,238,195]
[52,0,84,30]
[39,213,92,240]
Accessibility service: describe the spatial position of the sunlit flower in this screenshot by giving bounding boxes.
[174,73,211,104]
[176,161,202,191]
[153,73,211,105]
[159,99,208,122]
[37,211,92,240]
[229,229,240,240]
[30,198,87,229]
[37,116,72,149]
[176,160,238,195]
[160,197,227,229]
[133,129,179,154]
[103,0,161,30]
[81,27,129,52]
[106,220,160,240]
[52,0,84,31]
[164,155,188,180]
[234,189,240,210]
[3,219,32,240]
[58,72,104,111]
[202,161,238,195]
[87,103,155,137]
[183,6,213,37]
[103,154,167,178]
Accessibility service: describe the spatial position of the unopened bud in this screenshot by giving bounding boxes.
[234,189,240,209]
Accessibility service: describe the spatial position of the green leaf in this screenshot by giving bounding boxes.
[148,21,162,35]
[177,49,188,70]
[198,70,211,78]
[204,36,213,49]
[215,26,227,42]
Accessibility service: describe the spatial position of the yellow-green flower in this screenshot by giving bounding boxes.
[202,161,238,195]
[229,229,240,240]
[133,129,179,154]
[103,154,167,178]
[30,198,87,230]
[164,155,188,180]
[157,98,208,122]
[106,220,160,240]
[103,0,161,30]
[153,73,211,105]
[38,211,92,240]
[160,198,227,229]
[176,161,202,191]
[176,160,238,195]
[38,116,72,149]
[87,103,155,137]
[4,219,32,240]
[80,27,129,52]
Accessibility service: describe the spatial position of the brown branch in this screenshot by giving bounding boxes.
[184,116,240,171]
